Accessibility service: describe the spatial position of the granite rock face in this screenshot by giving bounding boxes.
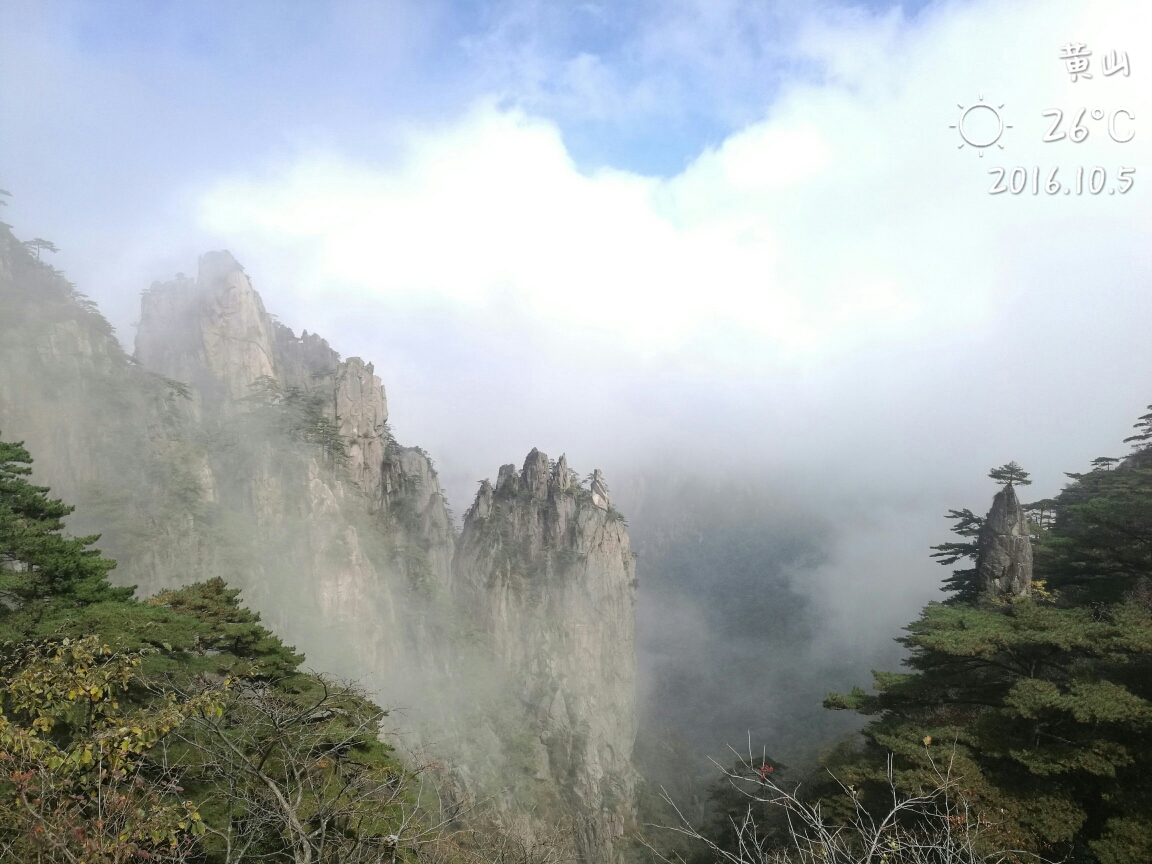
[135,252,406,515]
[455,449,639,862]
[976,484,1033,596]
[136,253,278,412]
[0,234,639,863]
[335,358,389,503]
[131,251,443,677]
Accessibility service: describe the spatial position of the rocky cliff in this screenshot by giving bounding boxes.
[135,251,403,512]
[0,228,637,862]
[455,450,639,860]
[976,483,1033,596]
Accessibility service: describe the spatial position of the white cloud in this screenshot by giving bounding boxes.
[197,0,1150,378]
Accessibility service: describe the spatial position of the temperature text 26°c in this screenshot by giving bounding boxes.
[1041,108,1135,143]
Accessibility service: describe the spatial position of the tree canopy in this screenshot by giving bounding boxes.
[0,434,131,640]
[988,461,1031,486]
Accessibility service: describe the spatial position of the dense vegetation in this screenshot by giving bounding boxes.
[822,412,1152,864]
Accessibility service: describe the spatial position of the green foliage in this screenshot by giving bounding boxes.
[146,577,305,680]
[1038,453,1152,604]
[0,431,434,860]
[930,508,984,600]
[0,635,221,862]
[824,423,1152,862]
[1090,817,1152,864]
[989,461,1031,486]
[0,434,132,640]
[168,675,419,864]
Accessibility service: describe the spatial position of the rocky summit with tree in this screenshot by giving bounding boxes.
[822,422,1152,864]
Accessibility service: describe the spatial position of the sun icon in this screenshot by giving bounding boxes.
[950,95,1012,157]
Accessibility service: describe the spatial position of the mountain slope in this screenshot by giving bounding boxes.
[0,226,638,862]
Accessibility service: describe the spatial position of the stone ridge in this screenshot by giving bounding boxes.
[136,252,277,412]
[129,247,457,672]
[272,321,341,394]
[478,450,577,513]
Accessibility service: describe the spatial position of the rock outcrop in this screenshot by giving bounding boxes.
[455,449,638,862]
[129,251,454,678]
[136,253,278,411]
[976,483,1033,595]
[135,251,422,518]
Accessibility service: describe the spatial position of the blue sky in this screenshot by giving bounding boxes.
[3,1,934,207]
[3,0,1151,649]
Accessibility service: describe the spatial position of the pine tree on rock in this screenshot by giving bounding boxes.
[989,461,1032,486]
[929,464,1033,601]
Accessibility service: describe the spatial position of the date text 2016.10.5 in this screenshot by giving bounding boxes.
[988,166,1134,196]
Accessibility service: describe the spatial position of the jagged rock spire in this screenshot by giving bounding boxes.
[496,463,520,493]
[470,479,494,520]
[455,449,637,862]
[523,448,550,499]
[976,483,1033,595]
[552,454,571,491]
[483,451,597,504]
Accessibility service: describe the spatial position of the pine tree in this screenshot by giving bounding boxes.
[0,434,132,640]
[21,237,59,261]
[1122,405,1152,448]
[928,508,983,599]
[1024,497,1059,533]
[988,461,1031,486]
[146,578,304,680]
[0,432,435,860]
[0,635,221,861]
[1039,454,1152,605]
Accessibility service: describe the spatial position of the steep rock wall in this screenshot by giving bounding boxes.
[455,450,639,862]
[129,251,451,675]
